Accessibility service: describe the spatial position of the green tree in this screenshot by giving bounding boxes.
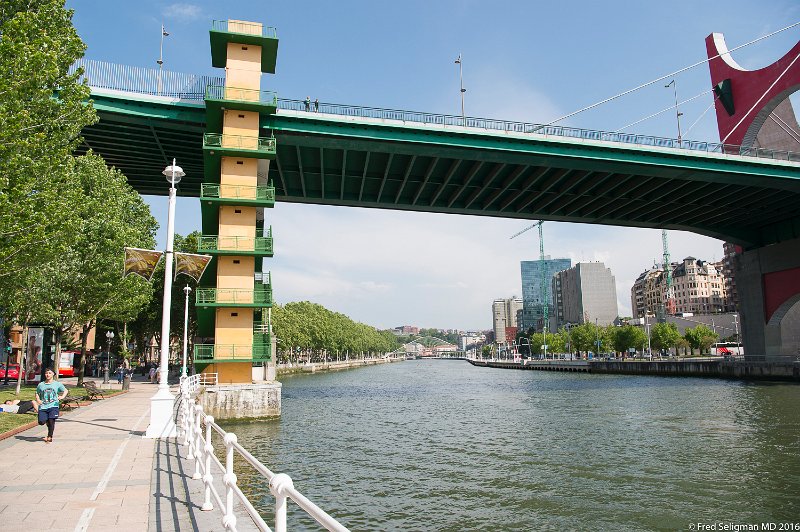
[569,322,608,355]
[609,325,647,355]
[650,322,681,355]
[31,154,157,384]
[684,325,719,355]
[0,0,96,294]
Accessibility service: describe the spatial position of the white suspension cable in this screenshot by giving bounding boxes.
[684,95,720,136]
[615,90,712,132]
[769,113,800,144]
[545,21,800,127]
[721,51,800,143]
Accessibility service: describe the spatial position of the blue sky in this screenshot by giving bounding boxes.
[67,1,800,330]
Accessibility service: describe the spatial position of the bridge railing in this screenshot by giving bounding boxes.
[71,59,800,163]
[278,98,800,163]
[178,377,350,532]
[70,59,224,100]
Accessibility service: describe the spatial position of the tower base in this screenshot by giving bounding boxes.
[198,382,282,419]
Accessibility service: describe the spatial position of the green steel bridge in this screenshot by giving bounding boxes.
[74,60,800,250]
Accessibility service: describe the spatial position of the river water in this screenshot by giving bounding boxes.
[223,360,800,531]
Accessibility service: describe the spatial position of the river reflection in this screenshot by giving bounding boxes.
[222,360,800,531]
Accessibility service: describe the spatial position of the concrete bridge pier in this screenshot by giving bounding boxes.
[737,237,800,361]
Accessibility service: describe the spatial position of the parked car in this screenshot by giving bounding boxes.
[0,364,21,380]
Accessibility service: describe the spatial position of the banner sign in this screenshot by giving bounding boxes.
[123,247,164,281]
[175,252,212,282]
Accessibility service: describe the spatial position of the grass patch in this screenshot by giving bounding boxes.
[0,382,124,436]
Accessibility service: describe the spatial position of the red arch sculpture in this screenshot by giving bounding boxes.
[705,32,800,148]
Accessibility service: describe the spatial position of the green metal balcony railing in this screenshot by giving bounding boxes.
[201,183,276,204]
[194,342,271,362]
[211,20,277,39]
[195,286,272,307]
[205,85,278,107]
[203,133,276,155]
[197,231,273,255]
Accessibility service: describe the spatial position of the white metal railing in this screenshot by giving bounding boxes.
[178,376,350,532]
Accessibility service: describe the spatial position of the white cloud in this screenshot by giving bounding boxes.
[162,3,204,21]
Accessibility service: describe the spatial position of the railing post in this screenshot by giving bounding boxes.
[193,408,203,480]
[222,433,238,531]
[185,391,195,458]
[202,415,214,511]
[269,473,294,532]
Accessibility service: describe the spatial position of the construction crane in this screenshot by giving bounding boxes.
[510,221,549,359]
[662,229,676,317]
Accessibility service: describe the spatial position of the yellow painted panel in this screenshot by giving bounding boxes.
[222,109,259,137]
[219,205,256,239]
[228,19,262,35]
[226,42,261,73]
[220,157,258,198]
[216,256,254,290]
[216,308,254,345]
[203,362,252,384]
[225,68,260,91]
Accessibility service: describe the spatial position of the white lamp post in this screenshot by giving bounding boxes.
[145,158,184,438]
[104,330,114,384]
[182,285,192,377]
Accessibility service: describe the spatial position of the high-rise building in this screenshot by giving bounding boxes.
[630,257,727,317]
[520,257,571,332]
[552,262,618,328]
[492,297,523,345]
[630,265,667,319]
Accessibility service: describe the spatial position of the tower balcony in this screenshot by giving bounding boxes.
[203,133,276,160]
[194,341,271,364]
[210,20,278,74]
[195,285,273,308]
[205,85,278,114]
[200,183,275,208]
[197,230,273,256]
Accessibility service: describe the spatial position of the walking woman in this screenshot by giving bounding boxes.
[35,368,68,443]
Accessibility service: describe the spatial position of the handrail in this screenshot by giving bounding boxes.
[206,85,278,106]
[198,233,274,253]
[196,286,273,306]
[277,98,800,163]
[204,133,277,152]
[179,377,350,531]
[212,20,278,39]
[73,57,800,163]
[201,183,276,202]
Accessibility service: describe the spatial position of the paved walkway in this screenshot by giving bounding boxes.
[0,379,255,531]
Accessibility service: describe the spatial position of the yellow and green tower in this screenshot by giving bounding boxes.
[194,19,280,415]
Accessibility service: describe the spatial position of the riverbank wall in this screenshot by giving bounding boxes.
[277,356,404,376]
[468,358,800,381]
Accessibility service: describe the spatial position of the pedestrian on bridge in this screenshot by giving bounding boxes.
[314,98,319,112]
[304,96,310,111]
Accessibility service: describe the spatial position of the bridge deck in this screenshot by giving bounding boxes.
[75,61,800,248]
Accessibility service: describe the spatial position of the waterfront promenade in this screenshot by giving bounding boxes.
[0,378,246,531]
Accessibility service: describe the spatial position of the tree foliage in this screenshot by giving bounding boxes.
[272,301,398,361]
[609,325,647,354]
[650,322,681,352]
[0,0,97,293]
[26,153,157,382]
[683,325,719,354]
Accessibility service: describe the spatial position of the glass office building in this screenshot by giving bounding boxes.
[520,257,571,332]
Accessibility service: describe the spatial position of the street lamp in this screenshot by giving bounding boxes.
[145,159,184,439]
[104,331,114,384]
[454,53,466,125]
[665,79,683,147]
[181,285,192,378]
[157,23,169,95]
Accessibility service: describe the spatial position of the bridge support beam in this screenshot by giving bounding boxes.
[736,237,800,360]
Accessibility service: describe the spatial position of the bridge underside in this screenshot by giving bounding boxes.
[80,94,800,250]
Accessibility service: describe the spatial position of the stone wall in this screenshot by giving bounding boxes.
[198,382,282,419]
